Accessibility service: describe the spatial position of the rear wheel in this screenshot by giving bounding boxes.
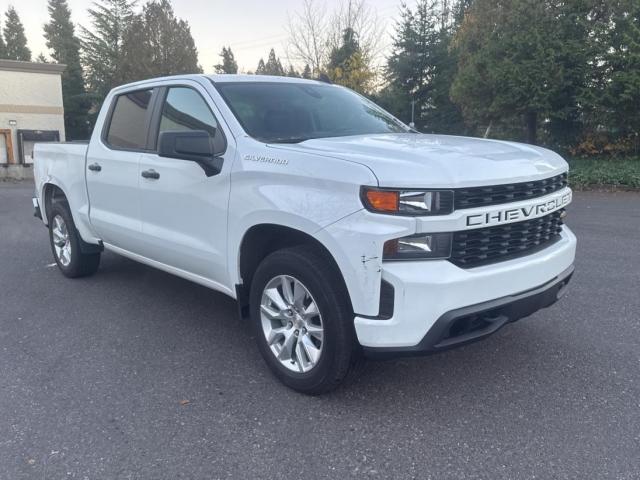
[48,201,100,278]
[250,245,358,394]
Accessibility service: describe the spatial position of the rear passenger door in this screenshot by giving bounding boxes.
[137,83,232,286]
[86,88,157,253]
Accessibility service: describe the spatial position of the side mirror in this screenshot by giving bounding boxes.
[158,130,223,176]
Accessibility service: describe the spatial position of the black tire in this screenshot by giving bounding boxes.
[48,201,101,278]
[250,245,358,394]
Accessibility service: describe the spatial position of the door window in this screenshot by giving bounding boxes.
[105,89,153,149]
[158,87,225,154]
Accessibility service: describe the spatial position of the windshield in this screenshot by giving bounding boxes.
[213,81,409,143]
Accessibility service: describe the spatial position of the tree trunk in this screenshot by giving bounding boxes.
[483,120,493,139]
[525,111,538,145]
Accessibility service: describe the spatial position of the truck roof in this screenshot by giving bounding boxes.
[207,74,324,85]
[112,74,326,93]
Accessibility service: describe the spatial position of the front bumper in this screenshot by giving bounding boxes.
[363,264,574,357]
[354,226,577,351]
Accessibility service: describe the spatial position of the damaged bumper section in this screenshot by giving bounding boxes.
[354,227,577,356]
[364,264,574,358]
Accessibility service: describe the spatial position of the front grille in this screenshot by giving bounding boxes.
[454,173,568,210]
[450,210,564,268]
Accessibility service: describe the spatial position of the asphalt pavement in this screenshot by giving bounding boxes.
[1,182,639,479]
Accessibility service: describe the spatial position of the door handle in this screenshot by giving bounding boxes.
[88,163,102,172]
[141,169,160,180]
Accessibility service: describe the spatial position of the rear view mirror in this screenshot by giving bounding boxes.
[158,130,223,176]
[159,130,213,161]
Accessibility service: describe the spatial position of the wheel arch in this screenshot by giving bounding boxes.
[42,182,68,224]
[42,182,103,255]
[235,223,354,318]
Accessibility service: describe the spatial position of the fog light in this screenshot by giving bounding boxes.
[383,233,452,261]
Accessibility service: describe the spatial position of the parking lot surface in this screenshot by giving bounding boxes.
[1,182,639,479]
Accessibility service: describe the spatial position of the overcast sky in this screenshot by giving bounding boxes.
[1,0,402,72]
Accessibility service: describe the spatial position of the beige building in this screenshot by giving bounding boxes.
[0,59,66,179]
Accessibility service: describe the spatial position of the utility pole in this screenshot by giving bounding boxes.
[410,99,416,129]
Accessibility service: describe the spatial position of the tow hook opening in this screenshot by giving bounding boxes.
[556,279,570,299]
[446,309,503,341]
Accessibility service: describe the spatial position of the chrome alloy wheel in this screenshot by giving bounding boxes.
[260,275,324,373]
[51,214,72,267]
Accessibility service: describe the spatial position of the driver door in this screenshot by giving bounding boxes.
[137,84,232,287]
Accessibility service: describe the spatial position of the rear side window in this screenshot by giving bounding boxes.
[106,89,153,149]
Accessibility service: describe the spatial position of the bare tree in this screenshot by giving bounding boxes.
[327,0,385,64]
[286,0,385,76]
[285,0,328,76]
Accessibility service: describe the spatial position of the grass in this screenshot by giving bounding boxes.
[567,156,640,190]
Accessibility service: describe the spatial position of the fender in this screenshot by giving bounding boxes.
[38,178,101,246]
[228,208,414,317]
[229,209,347,287]
[226,138,382,313]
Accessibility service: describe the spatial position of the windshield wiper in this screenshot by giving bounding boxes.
[266,137,311,144]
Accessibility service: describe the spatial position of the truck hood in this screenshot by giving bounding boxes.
[271,133,568,188]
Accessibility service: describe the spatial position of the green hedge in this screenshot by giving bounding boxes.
[567,157,640,190]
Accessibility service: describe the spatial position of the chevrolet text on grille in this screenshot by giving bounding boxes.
[465,191,572,227]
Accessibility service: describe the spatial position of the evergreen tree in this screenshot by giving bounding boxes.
[450,0,590,145]
[301,64,312,79]
[44,0,90,139]
[120,0,202,83]
[36,53,50,63]
[326,27,374,93]
[543,0,593,150]
[382,0,464,133]
[328,28,359,71]
[286,65,299,77]
[4,7,31,61]
[263,48,285,76]
[452,0,473,25]
[214,46,238,74]
[0,23,6,58]
[255,58,266,75]
[591,0,640,144]
[80,0,136,113]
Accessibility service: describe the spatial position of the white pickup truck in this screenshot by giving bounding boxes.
[33,74,576,393]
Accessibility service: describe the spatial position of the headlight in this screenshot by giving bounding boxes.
[361,187,454,216]
[383,233,452,261]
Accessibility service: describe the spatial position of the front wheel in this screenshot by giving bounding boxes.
[250,245,358,394]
